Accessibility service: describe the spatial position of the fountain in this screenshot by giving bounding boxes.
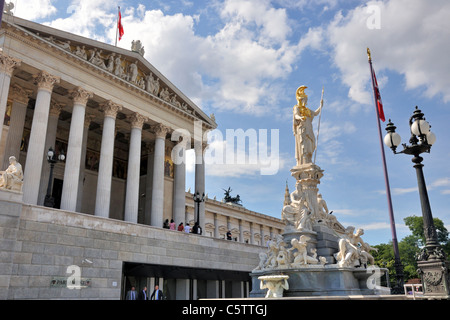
[250,86,390,298]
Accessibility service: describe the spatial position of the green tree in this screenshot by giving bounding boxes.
[403,215,449,248]
[372,242,397,286]
[372,215,449,285]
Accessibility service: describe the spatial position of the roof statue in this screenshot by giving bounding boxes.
[223,187,242,205]
[131,40,145,56]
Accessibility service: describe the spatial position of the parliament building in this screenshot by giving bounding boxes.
[0,13,284,299]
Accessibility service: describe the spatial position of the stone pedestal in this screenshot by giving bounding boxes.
[290,163,323,218]
[313,224,340,264]
[417,259,450,299]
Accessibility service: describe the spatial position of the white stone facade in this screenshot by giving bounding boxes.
[0,15,283,299]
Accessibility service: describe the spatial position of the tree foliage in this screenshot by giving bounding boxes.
[372,215,450,285]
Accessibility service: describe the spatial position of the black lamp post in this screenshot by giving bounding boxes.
[44,146,65,208]
[384,106,449,298]
[193,191,205,226]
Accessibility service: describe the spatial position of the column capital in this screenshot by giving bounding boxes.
[49,99,65,117]
[128,112,147,129]
[9,84,32,105]
[100,100,123,119]
[69,86,93,106]
[0,52,21,76]
[84,113,96,128]
[33,70,60,92]
[151,123,171,139]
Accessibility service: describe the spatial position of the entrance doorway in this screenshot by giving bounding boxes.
[121,262,251,300]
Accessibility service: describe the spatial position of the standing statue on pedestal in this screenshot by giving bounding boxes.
[293,86,323,166]
[249,85,387,298]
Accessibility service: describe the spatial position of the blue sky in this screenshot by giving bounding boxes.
[15,0,450,245]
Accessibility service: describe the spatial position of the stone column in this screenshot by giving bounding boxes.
[214,213,219,238]
[250,222,255,245]
[37,100,64,205]
[194,142,206,230]
[95,101,122,218]
[76,114,95,212]
[144,143,154,225]
[2,84,31,168]
[172,140,187,227]
[260,225,265,247]
[60,87,93,212]
[239,219,244,243]
[23,71,60,204]
[124,112,147,223]
[150,123,170,227]
[0,52,21,145]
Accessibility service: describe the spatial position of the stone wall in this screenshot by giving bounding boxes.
[0,189,262,299]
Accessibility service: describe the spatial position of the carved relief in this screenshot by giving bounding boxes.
[26,30,206,121]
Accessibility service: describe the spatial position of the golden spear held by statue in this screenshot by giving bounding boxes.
[314,86,324,164]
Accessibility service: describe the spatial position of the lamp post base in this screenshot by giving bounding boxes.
[417,258,450,299]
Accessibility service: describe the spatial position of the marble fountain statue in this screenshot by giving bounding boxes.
[250,86,390,298]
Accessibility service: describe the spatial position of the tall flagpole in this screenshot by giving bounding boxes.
[0,1,4,27]
[367,48,404,293]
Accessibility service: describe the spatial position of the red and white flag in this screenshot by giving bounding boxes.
[118,7,124,41]
[369,57,385,122]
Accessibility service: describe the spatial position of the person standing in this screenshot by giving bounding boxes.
[184,223,191,233]
[125,286,137,300]
[150,285,163,300]
[192,222,202,235]
[138,286,148,300]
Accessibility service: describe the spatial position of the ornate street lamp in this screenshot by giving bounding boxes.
[193,191,205,226]
[44,146,65,208]
[384,106,449,298]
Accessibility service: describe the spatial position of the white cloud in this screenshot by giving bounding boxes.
[13,0,57,20]
[431,177,450,188]
[377,177,450,196]
[392,187,417,195]
[39,0,116,41]
[324,0,450,105]
[185,128,287,177]
[359,221,407,231]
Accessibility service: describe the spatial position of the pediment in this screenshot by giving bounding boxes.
[3,15,216,129]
